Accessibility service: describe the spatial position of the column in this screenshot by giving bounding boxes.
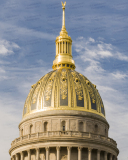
[110,154,113,160]
[114,156,116,160]
[97,150,100,160]
[88,148,92,160]
[104,152,107,160]
[67,42,69,53]
[67,147,71,160]
[57,43,59,55]
[64,41,66,53]
[59,42,60,54]
[56,43,57,55]
[12,156,15,160]
[56,146,60,160]
[36,148,40,160]
[20,152,23,160]
[16,154,18,160]
[62,41,63,53]
[46,147,49,160]
[78,147,82,160]
[28,149,31,160]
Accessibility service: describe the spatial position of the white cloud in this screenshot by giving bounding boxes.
[74,37,128,160]
[74,37,128,61]
[111,71,128,79]
[89,37,95,43]
[116,52,128,61]
[0,39,20,56]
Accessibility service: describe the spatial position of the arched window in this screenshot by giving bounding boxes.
[30,125,33,134]
[105,128,107,136]
[79,122,84,132]
[21,129,23,136]
[44,122,48,132]
[95,124,98,133]
[61,121,66,131]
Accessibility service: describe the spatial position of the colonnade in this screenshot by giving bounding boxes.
[11,147,117,160]
[56,41,71,55]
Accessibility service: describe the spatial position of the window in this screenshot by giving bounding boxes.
[66,42,67,53]
[95,124,98,133]
[105,128,107,136]
[44,122,48,132]
[60,42,62,53]
[63,126,65,131]
[75,78,79,82]
[61,121,66,131]
[21,129,23,136]
[63,41,65,53]
[58,43,59,53]
[30,125,33,134]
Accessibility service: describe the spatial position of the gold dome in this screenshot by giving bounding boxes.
[23,69,105,119]
[23,2,105,119]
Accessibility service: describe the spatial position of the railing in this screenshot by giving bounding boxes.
[11,131,117,146]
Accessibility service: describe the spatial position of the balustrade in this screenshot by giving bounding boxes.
[11,131,117,147]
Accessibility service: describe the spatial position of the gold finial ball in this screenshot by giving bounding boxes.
[61,1,66,9]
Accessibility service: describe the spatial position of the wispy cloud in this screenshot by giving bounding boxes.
[74,37,128,61]
[0,22,56,41]
[0,39,20,56]
[74,36,128,160]
[111,71,128,79]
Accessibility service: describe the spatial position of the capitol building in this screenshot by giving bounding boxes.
[9,2,119,160]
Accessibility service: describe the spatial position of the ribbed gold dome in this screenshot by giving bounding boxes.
[23,2,105,119]
[23,69,105,119]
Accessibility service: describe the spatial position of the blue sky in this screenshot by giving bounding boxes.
[0,0,128,159]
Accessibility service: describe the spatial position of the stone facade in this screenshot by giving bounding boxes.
[9,110,118,160]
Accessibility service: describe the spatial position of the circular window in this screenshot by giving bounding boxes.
[75,78,79,82]
[62,78,66,81]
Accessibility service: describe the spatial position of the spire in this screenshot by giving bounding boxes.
[62,2,66,30]
[52,2,75,70]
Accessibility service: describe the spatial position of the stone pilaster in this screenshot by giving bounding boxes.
[78,147,82,160]
[46,147,49,160]
[104,152,107,160]
[28,149,31,160]
[88,148,92,160]
[97,150,100,160]
[36,148,40,160]
[67,147,71,160]
[56,146,60,160]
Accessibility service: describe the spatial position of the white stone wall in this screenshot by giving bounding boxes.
[19,115,109,137]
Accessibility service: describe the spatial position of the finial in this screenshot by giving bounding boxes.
[61,1,66,9]
[61,1,66,29]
